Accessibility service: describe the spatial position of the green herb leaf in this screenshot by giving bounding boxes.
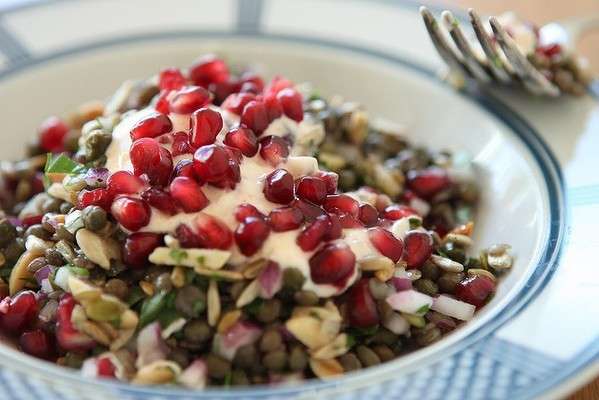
[126,286,145,306]
[223,371,232,387]
[139,291,167,327]
[244,298,263,316]
[157,308,183,328]
[308,92,321,101]
[44,153,86,175]
[164,291,177,309]
[192,298,206,316]
[408,217,422,229]
[196,255,205,266]
[416,304,430,315]
[169,249,188,265]
[66,265,90,277]
[346,334,357,349]
[346,325,378,337]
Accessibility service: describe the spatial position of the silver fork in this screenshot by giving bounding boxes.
[419,6,599,96]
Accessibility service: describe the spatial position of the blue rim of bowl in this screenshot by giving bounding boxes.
[0,2,571,398]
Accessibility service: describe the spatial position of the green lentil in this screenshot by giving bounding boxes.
[175,285,206,318]
[282,268,305,291]
[42,197,63,213]
[294,290,319,306]
[4,239,25,263]
[420,261,440,281]
[413,278,438,296]
[259,329,283,353]
[54,226,75,242]
[183,319,211,343]
[262,349,287,372]
[0,220,17,247]
[414,323,441,347]
[59,202,73,214]
[437,272,465,294]
[288,345,308,371]
[231,369,250,386]
[44,248,64,266]
[339,352,362,372]
[256,299,281,323]
[441,241,466,264]
[233,344,258,369]
[104,279,128,300]
[356,345,381,367]
[154,272,172,292]
[168,348,190,369]
[81,206,107,232]
[25,224,51,240]
[205,354,231,379]
[367,328,397,346]
[371,344,395,362]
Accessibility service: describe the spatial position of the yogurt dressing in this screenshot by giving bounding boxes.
[103,105,387,297]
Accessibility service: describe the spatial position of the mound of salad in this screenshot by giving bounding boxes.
[0,54,513,387]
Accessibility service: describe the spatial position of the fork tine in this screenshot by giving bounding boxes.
[441,11,491,84]
[468,9,512,84]
[419,7,471,79]
[489,17,560,96]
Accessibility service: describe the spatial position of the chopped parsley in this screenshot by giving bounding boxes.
[44,153,86,175]
[169,248,188,265]
[416,304,430,315]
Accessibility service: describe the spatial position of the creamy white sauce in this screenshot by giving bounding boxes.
[103,105,388,297]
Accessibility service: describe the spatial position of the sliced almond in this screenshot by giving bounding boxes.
[235,279,260,308]
[217,310,241,334]
[47,182,75,203]
[430,254,464,272]
[110,328,136,351]
[487,252,513,270]
[132,360,181,385]
[467,268,497,282]
[24,235,53,253]
[309,357,343,379]
[119,309,139,330]
[139,281,155,296]
[75,229,121,270]
[374,265,394,282]
[80,321,111,346]
[359,256,394,271]
[170,266,186,288]
[311,333,350,360]
[194,266,243,281]
[450,222,474,236]
[242,259,268,279]
[9,250,41,295]
[68,276,102,301]
[442,233,473,247]
[149,247,231,270]
[207,280,220,327]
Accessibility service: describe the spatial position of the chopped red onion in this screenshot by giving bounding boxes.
[390,277,412,292]
[212,321,261,361]
[136,322,169,368]
[258,261,283,299]
[179,359,207,389]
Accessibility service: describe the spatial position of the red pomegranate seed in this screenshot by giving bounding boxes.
[359,204,379,227]
[259,136,289,166]
[235,203,265,223]
[296,176,327,204]
[264,94,283,122]
[224,126,258,157]
[240,72,265,93]
[158,67,187,91]
[348,278,379,328]
[157,133,174,146]
[190,108,223,148]
[56,294,95,351]
[172,159,197,180]
[0,291,38,334]
[403,231,433,269]
[338,213,363,229]
[323,194,359,217]
[265,76,293,96]
[406,167,451,199]
[263,169,294,204]
[209,79,242,105]
[297,215,329,252]
[276,88,303,122]
[140,188,177,215]
[368,227,404,262]
[175,224,202,248]
[130,112,173,141]
[96,356,117,378]
[324,213,342,240]
[169,177,209,212]
[241,100,269,135]
[292,198,326,222]
[193,144,232,184]
[235,217,271,256]
[309,242,356,286]
[189,54,230,87]
[195,214,233,250]
[315,171,338,194]
[111,196,151,231]
[171,131,192,157]
[77,188,112,211]
[383,204,418,220]
[129,138,173,187]
[222,92,256,115]
[268,206,303,232]
[107,171,145,196]
[38,116,69,152]
[155,90,171,114]
[19,329,52,359]
[169,86,212,114]
[123,232,162,268]
[455,275,496,308]
[537,43,562,58]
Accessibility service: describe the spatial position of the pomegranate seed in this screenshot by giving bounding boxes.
[297,215,329,251]
[455,275,496,308]
[537,43,562,58]
[140,188,177,215]
[158,67,187,90]
[224,126,258,157]
[359,204,379,226]
[193,144,232,184]
[292,198,326,221]
[175,224,202,248]
[368,227,404,262]
[315,171,338,194]
[309,242,356,286]
[222,92,256,115]
[383,204,418,220]
[111,196,151,231]
[265,76,293,96]
[169,86,212,114]
[190,108,223,148]
[235,203,265,223]
[406,167,451,199]
[276,88,303,122]
[195,214,233,250]
[263,169,294,204]
[348,278,379,328]
[130,112,173,141]
[38,116,69,152]
[155,90,171,114]
[172,159,197,180]
[403,231,433,269]
[170,177,209,212]
[77,188,112,211]
[235,217,271,256]
[19,329,52,359]
[324,213,342,240]
[241,100,269,135]
[56,294,95,351]
[189,54,230,87]
[296,176,327,204]
[239,72,265,93]
[107,171,145,196]
[323,194,359,217]
[264,94,283,122]
[259,136,289,166]
[123,232,162,268]
[209,79,242,105]
[96,357,117,378]
[171,131,192,157]
[338,213,363,229]
[0,291,38,334]
[268,206,303,231]
[157,133,174,146]
[129,138,173,187]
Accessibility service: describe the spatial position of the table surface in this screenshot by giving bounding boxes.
[442,1,599,399]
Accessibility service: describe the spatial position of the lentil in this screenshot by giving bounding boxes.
[356,345,381,367]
